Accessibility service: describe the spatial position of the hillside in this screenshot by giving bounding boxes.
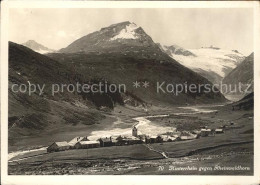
[159,44,245,84]
[231,92,254,110]
[8,42,129,150]
[222,53,254,98]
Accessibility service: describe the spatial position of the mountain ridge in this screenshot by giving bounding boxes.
[59,21,160,55]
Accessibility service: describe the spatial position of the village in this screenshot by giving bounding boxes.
[46,119,235,153]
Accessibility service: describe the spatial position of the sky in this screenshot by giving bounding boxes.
[9,8,254,55]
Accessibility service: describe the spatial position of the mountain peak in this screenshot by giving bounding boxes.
[60,21,158,54]
[110,22,140,41]
[22,40,55,54]
[108,21,132,27]
[24,40,38,44]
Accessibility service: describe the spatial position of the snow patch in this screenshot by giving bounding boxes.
[169,48,244,77]
[8,147,46,160]
[35,49,52,54]
[133,116,176,136]
[110,23,139,40]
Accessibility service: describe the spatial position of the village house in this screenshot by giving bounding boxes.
[171,134,181,141]
[68,136,88,149]
[180,135,197,140]
[145,135,163,144]
[111,136,120,146]
[137,134,146,142]
[160,135,177,142]
[200,126,208,129]
[160,135,170,142]
[220,125,228,130]
[115,135,142,145]
[47,141,70,153]
[200,129,215,137]
[123,136,142,145]
[98,137,113,147]
[215,128,224,134]
[74,141,100,149]
[115,136,128,146]
[192,130,201,135]
[146,136,156,143]
[180,131,198,140]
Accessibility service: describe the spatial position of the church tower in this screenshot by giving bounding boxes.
[132,126,138,137]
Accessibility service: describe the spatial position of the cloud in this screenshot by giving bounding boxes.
[57,30,67,37]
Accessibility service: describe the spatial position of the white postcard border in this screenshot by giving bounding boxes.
[1,1,259,185]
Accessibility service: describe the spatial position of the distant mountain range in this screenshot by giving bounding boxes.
[22,40,56,54]
[50,21,225,104]
[159,44,245,84]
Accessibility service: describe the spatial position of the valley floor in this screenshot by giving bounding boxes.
[8,103,254,175]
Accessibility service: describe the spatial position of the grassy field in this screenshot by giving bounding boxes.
[151,134,252,158]
[8,104,254,175]
[9,142,253,175]
[120,142,253,175]
[10,144,163,163]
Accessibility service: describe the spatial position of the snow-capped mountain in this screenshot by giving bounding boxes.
[22,40,55,54]
[51,21,226,105]
[59,21,162,56]
[159,44,245,84]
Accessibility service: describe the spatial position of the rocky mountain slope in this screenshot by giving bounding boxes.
[157,43,196,57]
[159,44,245,84]
[222,53,254,99]
[22,40,55,54]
